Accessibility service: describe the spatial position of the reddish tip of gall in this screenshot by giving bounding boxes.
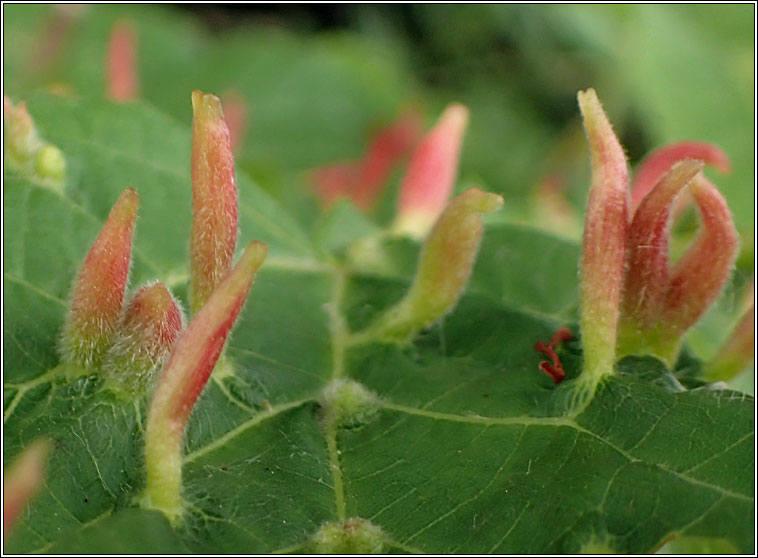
[534,327,574,384]
[630,141,730,214]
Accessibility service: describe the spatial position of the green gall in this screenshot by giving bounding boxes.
[34,145,66,190]
[311,518,385,554]
[4,95,66,191]
[320,378,379,430]
[103,282,185,395]
[579,537,616,554]
[358,187,503,342]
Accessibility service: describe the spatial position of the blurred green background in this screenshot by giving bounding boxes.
[3,4,754,388]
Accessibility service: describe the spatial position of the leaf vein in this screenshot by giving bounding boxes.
[3,272,67,305]
[488,501,530,553]
[380,401,753,503]
[436,425,529,552]
[681,431,754,475]
[183,397,316,464]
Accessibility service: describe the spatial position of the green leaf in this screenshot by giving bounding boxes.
[45,509,191,554]
[4,94,753,554]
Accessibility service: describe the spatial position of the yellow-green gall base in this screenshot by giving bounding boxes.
[579,537,615,554]
[34,144,66,190]
[101,349,165,397]
[320,379,379,430]
[616,321,682,369]
[140,419,184,526]
[311,518,386,554]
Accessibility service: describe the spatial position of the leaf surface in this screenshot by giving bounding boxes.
[3,95,754,554]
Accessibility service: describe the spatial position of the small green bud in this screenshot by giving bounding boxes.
[34,144,66,190]
[4,95,66,191]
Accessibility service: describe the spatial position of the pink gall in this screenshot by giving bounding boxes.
[393,104,469,239]
[576,88,629,385]
[104,282,185,393]
[189,90,239,314]
[106,20,139,101]
[143,241,267,520]
[61,188,138,367]
[3,440,51,536]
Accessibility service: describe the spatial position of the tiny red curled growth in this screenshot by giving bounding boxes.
[534,327,574,383]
